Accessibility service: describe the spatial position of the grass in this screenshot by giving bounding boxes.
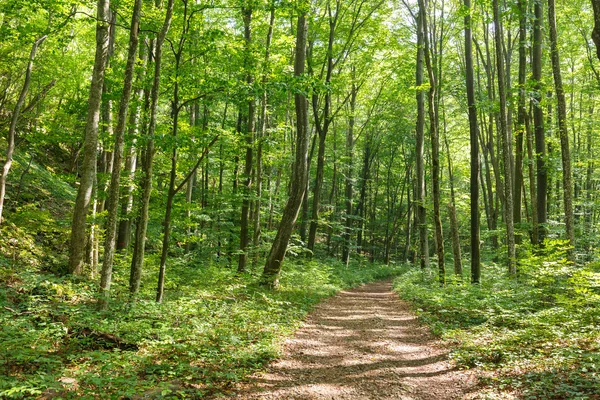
[0,247,401,399]
[393,241,600,399]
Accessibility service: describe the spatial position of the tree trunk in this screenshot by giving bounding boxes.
[68,0,111,275]
[342,78,357,266]
[238,6,256,273]
[514,0,527,241]
[253,3,275,265]
[261,10,310,288]
[307,1,338,252]
[493,0,516,275]
[415,7,430,271]
[129,0,175,297]
[533,0,547,244]
[116,44,147,252]
[0,35,47,225]
[99,0,143,308]
[547,0,576,259]
[464,0,480,283]
[419,0,444,283]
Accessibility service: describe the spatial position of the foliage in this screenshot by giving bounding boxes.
[0,246,401,398]
[393,245,600,399]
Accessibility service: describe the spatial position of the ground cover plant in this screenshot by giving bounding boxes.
[393,243,600,399]
[0,248,401,399]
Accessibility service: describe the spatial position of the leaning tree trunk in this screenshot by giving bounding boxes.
[548,0,576,260]
[261,10,310,288]
[99,0,143,308]
[493,0,516,276]
[464,0,480,283]
[68,0,111,275]
[0,35,47,225]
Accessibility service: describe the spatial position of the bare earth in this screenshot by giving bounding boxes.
[233,280,478,400]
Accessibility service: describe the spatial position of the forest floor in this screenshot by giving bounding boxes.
[231,280,478,400]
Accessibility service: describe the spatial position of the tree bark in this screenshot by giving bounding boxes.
[129,0,175,297]
[548,0,576,259]
[261,10,310,288]
[238,6,256,273]
[342,77,357,265]
[99,0,143,308]
[415,6,430,271]
[116,40,147,251]
[464,0,480,283]
[533,0,547,244]
[493,0,516,275]
[68,0,111,275]
[419,0,444,283]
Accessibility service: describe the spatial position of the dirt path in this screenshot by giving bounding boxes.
[233,280,477,399]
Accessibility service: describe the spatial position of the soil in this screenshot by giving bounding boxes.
[232,280,478,399]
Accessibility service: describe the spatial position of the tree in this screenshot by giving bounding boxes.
[492,0,516,275]
[68,0,111,275]
[548,0,576,258]
[261,7,310,288]
[99,0,143,307]
[0,35,47,225]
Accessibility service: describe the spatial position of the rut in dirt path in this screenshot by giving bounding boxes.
[233,280,477,400]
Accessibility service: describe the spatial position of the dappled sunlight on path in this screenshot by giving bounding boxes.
[232,281,477,399]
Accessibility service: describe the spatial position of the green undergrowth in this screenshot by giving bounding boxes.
[0,249,401,399]
[393,242,600,399]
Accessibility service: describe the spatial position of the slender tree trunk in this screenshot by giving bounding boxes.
[117,41,147,251]
[419,0,444,283]
[464,0,480,283]
[238,6,256,273]
[415,8,430,271]
[0,35,47,225]
[514,0,527,241]
[129,0,175,297]
[533,0,547,244]
[261,10,310,288]
[342,78,357,265]
[99,0,143,308]
[493,0,516,275]
[68,0,111,275]
[307,1,338,252]
[253,4,275,265]
[547,0,575,259]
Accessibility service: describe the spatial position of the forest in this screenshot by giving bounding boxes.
[1,0,600,398]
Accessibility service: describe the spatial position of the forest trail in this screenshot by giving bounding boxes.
[232,280,477,399]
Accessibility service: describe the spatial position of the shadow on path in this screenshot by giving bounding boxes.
[232,281,476,399]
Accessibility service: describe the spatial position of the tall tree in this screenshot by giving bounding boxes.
[238,4,256,273]
[418,0,444,283]
[415,4,430,271]
[99,0,143,307]
[492,0,516,275]
[547,0,575,258]
[533,0,547,244]
[261,8,310,288]
[68,0,111,275]
[129,0,175,297]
